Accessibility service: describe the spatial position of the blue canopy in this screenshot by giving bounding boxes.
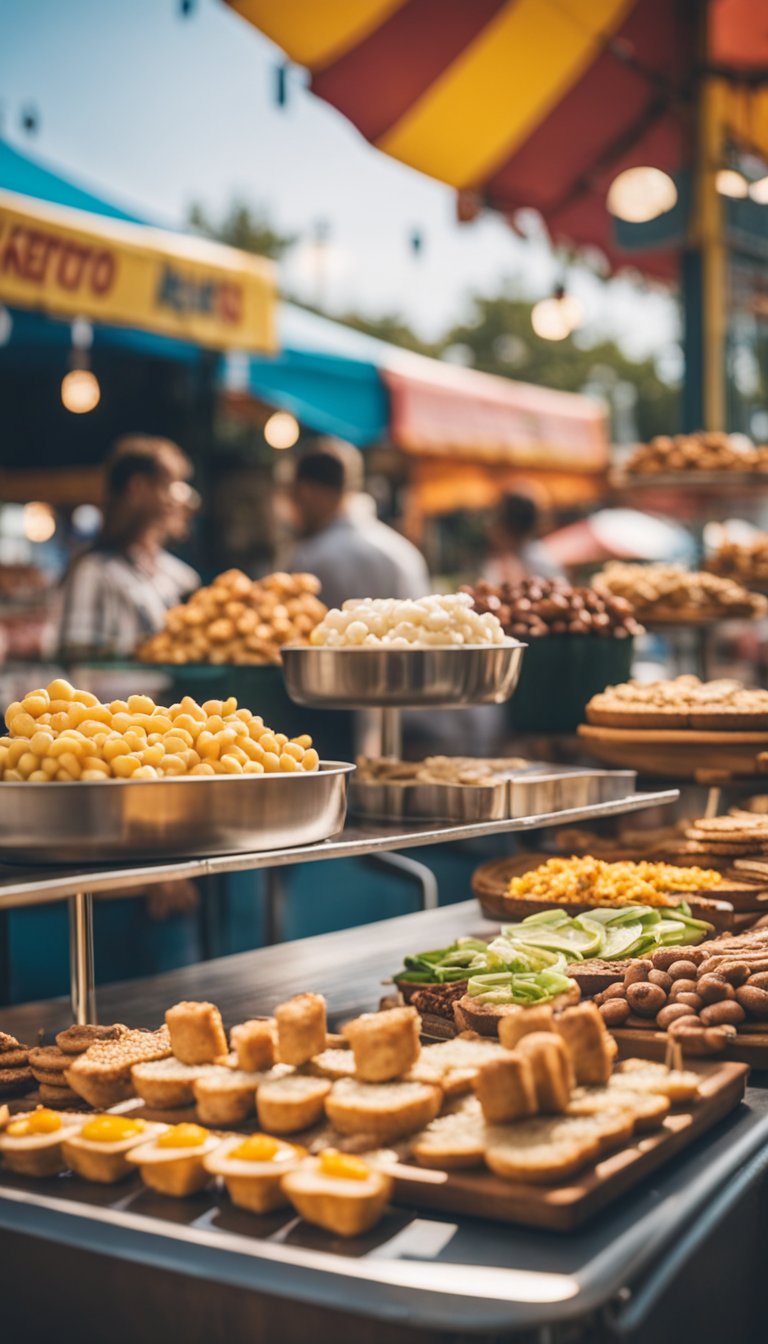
[0,140,390,443]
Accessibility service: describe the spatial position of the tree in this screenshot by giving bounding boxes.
[187,198,296,260]
[441,294,679,442]
[321,308,440,358]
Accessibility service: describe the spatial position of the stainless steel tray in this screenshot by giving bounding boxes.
[350,766,637,823]
[0,762,354,863]
[281,642,525,708]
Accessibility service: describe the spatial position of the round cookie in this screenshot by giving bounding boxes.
[29,1067,68,1087]
[0,1049,29,1069]
[28,1045,70,1072]
[0,1033,21,1052]
[38,1082,84,1108]
[55,1024,127,1055]
[0,1067,34,1098]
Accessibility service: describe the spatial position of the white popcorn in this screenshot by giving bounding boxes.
[309,594,507,648]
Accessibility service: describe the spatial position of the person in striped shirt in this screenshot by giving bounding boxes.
[55,435,200,660]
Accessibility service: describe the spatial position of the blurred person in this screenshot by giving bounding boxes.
[289,442,430,608]
[483,489,563,588]
[56,435,200,659]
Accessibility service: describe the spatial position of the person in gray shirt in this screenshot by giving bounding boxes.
[288,446,431,610]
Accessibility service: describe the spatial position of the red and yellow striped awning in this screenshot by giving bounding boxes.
[229,0,768,277]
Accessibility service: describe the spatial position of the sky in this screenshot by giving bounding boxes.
[1,0,679,367]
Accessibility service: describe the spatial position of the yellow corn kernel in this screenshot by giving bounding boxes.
[83,757,111,776]
[124,729,147,753]
[21,693,49,719]
[197,731,220,760]
[235,708,252,723]
[64,702,91,728]
[73,688,99,707]
[171,714,200,737]
[209,759,228,774]
[205,714,224,734]
[282,741,305,762]
[112,753,141,778]
[275,733,288,747]
[109,712,132,734]
[127,694,156,715]
[3,769,22,781]
[41,756,58,778]
[163,731,192,753]
[47,678,75,701]
[242,738,265,761]
[58,753,82,779]
[259,733,279,755]
[109,700,129,715]
[219,754,243,774]
[16,752,40,778]
[221,696,238,716]
[8,712,37,738]
[55,768,74,781]
[28,770,49,781]
[49,712,70,733]
[243,760,265,774]
[160,754,186,775]
[82,769,109,781]
[262,751,280,773]
[202,700,223,717]
[279,753,298,772]
[78,719,107,739]
[293,735,313,749]
[141,743,165,767]
[302,749,319,771]
[147,732,163,745]
[183,749,200,769]
[7,740,30,766]
[191,762,216,775]
[103,737,131,761]
[133,764,158,780]
[180,696,206,720]
[29,730,55,756]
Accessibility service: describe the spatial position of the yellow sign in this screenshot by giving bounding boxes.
[0,189,276,352]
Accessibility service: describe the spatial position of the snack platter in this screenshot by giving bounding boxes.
[350,764,638,824]
[0,762,354,863]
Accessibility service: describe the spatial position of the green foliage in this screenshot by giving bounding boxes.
[187,199,296,260]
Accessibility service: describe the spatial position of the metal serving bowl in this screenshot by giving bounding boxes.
[281,642,526,709]
[0,762,354,864]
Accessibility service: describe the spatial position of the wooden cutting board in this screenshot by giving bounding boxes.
[578,724,768,778]
[385,1059,746,1230]
[612,1026,768,1070]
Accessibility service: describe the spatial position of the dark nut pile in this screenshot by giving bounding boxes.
[462,578,642,641]
[593,932,768,1055]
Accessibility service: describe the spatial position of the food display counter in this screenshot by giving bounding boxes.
[2,903,768,1344]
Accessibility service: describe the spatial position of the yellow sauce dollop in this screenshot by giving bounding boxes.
[156,1123,209,1149]
[229,1134,282,1162]
[318,1149,370,1182]
[80,1115,145,1144]
[7,1108,62,1137]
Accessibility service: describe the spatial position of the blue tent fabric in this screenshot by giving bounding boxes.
[0,139,390,443]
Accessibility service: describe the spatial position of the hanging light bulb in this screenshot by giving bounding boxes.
[264,411,300,449]
[606,166,678,223]
[61,368,101,414]
[23,502,56,543]
[531,286,583,342]
[748,175,768,204]
[716,168,749,198]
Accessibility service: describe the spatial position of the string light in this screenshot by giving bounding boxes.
[531,286,583,342]
[716,168,749,198]
[61,368,101,414]
[749,176,768,204]
[23,502,56,543]
[264,411,300,449]
[606,167,678,223]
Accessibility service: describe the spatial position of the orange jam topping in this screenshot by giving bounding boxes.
[229,1134,282,1162]
[156,1123,208,1149]
[80,1115,145,1144]
[318,1149,370,1182]
[7,1108,62,1137]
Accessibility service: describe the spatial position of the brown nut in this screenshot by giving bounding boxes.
[746,972,768,992]
[668,1015,705,1036]
[699,1000,746,1027]
[716,962,751,987]
[624,960,653,985]
[697,975,735,1004]
[669,980,699,999]
[697,956,727,976]
[656,1003,698,1029]
[702,1026,734,1053]
[599,999,631,1027]
[651,948,686,972]
[602,983,628,1001]
[667,960,700,981]
[686,947,708,966]
[648,970,673,992]
[735,985,768,1020]
[674,992,704,1012]
[626,982,667,1017]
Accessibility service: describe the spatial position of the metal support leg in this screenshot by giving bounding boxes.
[380,707,403,760]
[365,851,439,911]
[69,891,96,1025]
[263,869,285,946]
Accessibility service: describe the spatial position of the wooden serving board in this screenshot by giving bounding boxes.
[578,724,768,778]
[384,1060,747,1231]
[612,1026,768,1070]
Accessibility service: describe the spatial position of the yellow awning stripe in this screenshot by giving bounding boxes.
[228,0,408,71]
[377,0,633,189]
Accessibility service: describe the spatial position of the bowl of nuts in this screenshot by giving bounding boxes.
[462,578,640,733]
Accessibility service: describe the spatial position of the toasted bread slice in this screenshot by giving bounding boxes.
[65,1028,171,1108]
[230,1019,276,1073]
[342,1007,420,1082]
[484,1115,605,1183]
[325,1078,442,1140]
[256,1072,331,1134]
[410,1099,486,1169]
[555,1004,615,1087]
[193,1066,272,1125]
[307,1048,357,1081]
[568,1085,670,1133]
[516,1032,574,1113]
[497,1005,556,1049]
[275,994,327,1067]
[473,1053,538,1125]
[165,1002,227,1066]
[131,1058,216,1109]
[614,1060,700,1104]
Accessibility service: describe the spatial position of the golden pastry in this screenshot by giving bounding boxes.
[281,1150,392,1237]
[204,1133,305,1213]
[0,1107,83,1177]
[62,1115,166,1183]
[126,1122,221,1196]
